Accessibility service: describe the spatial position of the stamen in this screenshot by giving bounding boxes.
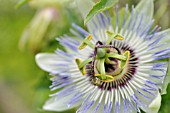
[119,51,130,68]
[75,58,92,75]
[79,58,93,69]
[106,31,124,44]
[78,34,94,50]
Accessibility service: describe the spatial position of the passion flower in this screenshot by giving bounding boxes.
[36,0,170,113]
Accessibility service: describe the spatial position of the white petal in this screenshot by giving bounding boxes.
[135,0,154,20]
[156,28,170,44]
[43,94,81,111]
[122,0,154,44]
[148,92,161,113]
[35,53,69,72]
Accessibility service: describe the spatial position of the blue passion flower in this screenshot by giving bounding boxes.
[36,0,170,113]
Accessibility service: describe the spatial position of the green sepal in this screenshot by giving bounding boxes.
[161,58,170,95]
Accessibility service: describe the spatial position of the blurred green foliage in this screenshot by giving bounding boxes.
[0,0,169,113]
[0,0,77,113]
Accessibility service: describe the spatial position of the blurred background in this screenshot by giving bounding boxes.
[0,0,169,113]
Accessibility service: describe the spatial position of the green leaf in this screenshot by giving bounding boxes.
[15,0,30,9]
[84,0,118,24]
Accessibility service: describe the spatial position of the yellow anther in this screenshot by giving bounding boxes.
[83,68,86,75]
[115,37,124,40]
[78,34,94,50]
[94,74,101,77]
[106,31,124,44]
[119,51,130,69]
[105,75,114,79]
[95,74,114,80]
[75,58,92,75]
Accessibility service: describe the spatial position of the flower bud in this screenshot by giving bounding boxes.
[19,8,60,53]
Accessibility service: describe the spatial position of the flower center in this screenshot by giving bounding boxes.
[94,48,122,77]
[75,31,131,85]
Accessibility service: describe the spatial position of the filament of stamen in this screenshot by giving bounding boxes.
[79,58,93,69]
[106,31,124,44]
[75,58,92,75]
[78,34,94,50]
